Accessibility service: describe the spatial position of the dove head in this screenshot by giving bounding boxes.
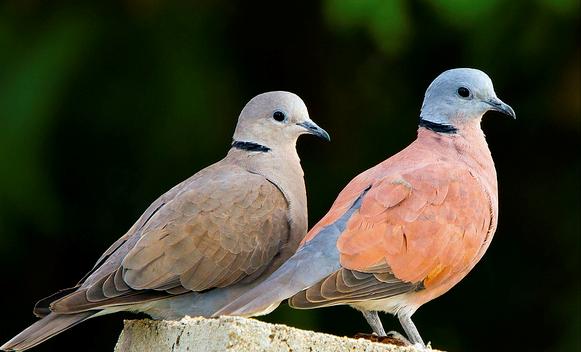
[232,91,330,151]
[419,68,515,132]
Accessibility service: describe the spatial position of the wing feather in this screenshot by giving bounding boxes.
[49,165,290,314]
[290,162,492,308]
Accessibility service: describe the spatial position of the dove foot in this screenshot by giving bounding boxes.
[353,332,408,346]
[412,342,433,351]
[385,330,412,345]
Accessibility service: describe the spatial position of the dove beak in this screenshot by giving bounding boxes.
[297,120,331,141]
[485,97,516,119]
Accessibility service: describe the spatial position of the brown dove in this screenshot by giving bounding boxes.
[1,91,330,351]
[217,69,515,349]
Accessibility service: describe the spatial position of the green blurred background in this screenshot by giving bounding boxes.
[0,1,579,351]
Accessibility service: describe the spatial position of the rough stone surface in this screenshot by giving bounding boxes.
[114,316,439,352]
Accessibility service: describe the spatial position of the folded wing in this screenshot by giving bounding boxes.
[290,163,492,308]
[45,165,290,314]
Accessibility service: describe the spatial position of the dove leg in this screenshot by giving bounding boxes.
[398,311,425,347]
[361,311,387,336]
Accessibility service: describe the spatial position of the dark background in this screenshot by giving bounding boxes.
[0,1,579,351]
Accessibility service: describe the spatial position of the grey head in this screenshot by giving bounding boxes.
[419,68,515,131]
[232,91,330,151]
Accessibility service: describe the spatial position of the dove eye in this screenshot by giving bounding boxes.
[272,110,287,122]
[457,87,471,98]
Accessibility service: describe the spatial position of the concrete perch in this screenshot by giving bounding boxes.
[114,316,440,352]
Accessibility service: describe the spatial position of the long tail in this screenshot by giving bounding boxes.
[215,190,366,317]
[214,251,323,317]
[215,222,346,316]
[1,312,95,351]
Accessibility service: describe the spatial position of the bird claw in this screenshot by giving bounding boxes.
[353,331,410,347]
[385,330,411,345]
[368,332,432,351]
[412,342,433,351]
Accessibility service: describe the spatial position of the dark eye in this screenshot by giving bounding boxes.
[272,110,286,122]
[457,87,471,98]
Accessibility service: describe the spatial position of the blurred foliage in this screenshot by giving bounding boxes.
[325,0,410,54]
[0,1,579,351]
[0,15,91,234]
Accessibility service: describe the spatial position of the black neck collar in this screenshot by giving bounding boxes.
[232,140,271,152]
[418,118,458,134]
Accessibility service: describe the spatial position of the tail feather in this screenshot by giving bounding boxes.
[215,258,309,316]
[215,231,342,316]
[1,312,94,351]
[215,190,367,317]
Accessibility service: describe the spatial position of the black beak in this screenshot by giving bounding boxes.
[485,97,516,119]
[298,121,331,141]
